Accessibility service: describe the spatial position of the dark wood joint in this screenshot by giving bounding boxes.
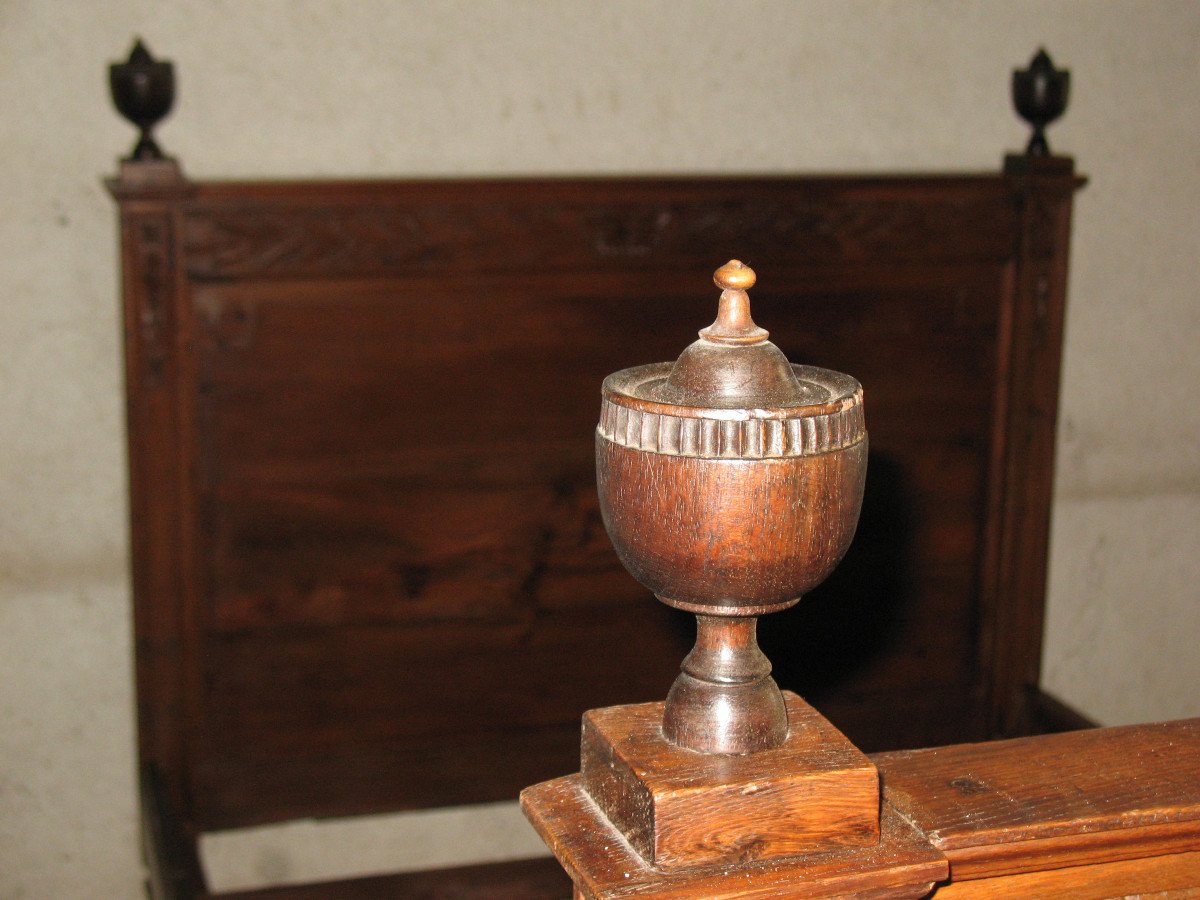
[140,764,207,900]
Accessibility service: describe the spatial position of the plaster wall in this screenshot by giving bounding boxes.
[1,1,1197,895]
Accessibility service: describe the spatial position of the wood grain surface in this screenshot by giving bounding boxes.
[929,849,1200,898]
[522,774,946,899]
[579,692,878,870]
[876,718,1200,881]
[527,717,1200,898]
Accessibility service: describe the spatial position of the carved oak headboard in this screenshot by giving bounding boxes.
[109,43,1084,899]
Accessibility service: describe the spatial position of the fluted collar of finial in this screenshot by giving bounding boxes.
[597,261,864,460]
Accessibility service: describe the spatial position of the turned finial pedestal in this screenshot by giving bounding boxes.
[523,262,947,897]
[597,259,866,756]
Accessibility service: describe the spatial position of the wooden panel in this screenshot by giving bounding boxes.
[185,256,1009,824]
[180,177,1018,281]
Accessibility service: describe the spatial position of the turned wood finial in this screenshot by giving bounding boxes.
[110,38,176,162]
[596,261,867,754]
[1013,48,1070,157]
[525,260,883,883]
[713,258,756,292]
[702,260,767,345]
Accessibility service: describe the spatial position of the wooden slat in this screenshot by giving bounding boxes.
[875,718,1200,881]
[216,857,571,899]
[930,849,1200,898]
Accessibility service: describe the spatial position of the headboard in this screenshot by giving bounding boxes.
[109,45,1084,898]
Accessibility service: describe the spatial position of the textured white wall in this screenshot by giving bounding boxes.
[1,1,1197,895]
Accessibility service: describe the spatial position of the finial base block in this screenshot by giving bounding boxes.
[522,776,944,899]
[108,158,187,198]
[579,691,880,871]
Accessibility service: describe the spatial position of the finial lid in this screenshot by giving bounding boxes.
[598,260,863,460]
[700,260,769,345]
[653,260,814,409]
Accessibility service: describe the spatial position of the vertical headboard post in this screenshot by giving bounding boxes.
[988,152,1082,737]
[107,158,198,833]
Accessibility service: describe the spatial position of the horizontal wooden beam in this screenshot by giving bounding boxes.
[876,718,1200,889]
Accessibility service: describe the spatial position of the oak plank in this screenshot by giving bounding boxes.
[876,719,1200,880]
[929,849,1200,898]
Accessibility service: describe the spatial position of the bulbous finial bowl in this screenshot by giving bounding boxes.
[596,365,866,617]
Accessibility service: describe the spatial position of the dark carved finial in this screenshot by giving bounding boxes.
[1012,48,1070,157]
[110,38,176,161]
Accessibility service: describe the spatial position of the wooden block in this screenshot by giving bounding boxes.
[521,774,946,900]
[579,691,880,870]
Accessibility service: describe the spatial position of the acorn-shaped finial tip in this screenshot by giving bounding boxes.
[714,259,756,292]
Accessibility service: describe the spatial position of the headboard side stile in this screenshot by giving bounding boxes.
[108,155,211,896]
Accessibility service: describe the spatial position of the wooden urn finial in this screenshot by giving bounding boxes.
[1013,48,1070,157]
[524,262,884,881]
[109,39,176,162]
[596,261,868,753]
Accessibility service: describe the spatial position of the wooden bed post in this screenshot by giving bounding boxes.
[109,161,205,897]
[108,39,207,899]
[991,47,1082,738]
